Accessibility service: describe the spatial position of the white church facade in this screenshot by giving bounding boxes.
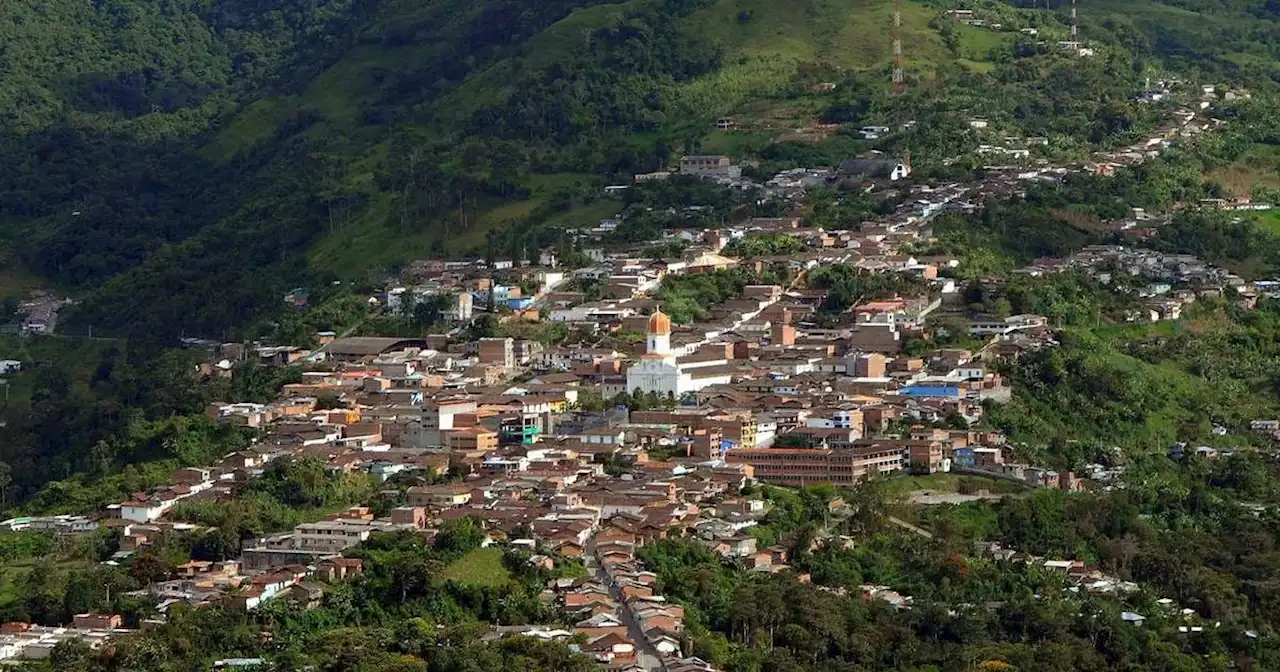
[626,310,732,397]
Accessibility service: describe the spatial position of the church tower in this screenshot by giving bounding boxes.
[647,310,672,355]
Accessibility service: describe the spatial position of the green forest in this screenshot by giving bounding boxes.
[629,466,1280,672]
[0,0,1277,340]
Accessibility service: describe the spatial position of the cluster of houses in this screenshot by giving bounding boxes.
[3,290,72,335]
[977,540,1140,594]
[1090,98,1226,173]
[1015,244,1269,321]
[539,514,708,671]
[1,40,1257,668]
[972,540,1216,629]
[0,614,131,662]
[0,339,1035,668]
[627,149,914,201]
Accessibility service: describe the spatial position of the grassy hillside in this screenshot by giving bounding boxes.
[989,305,1280,464]
[267,0,971,274]
[1,0,1278,339]
[186,0,1006,277]
[1208,144,1280,198]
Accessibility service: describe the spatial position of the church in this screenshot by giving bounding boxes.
[626,310,732,397]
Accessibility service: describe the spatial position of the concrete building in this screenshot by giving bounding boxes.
[726,444,905,486]
[679,155,734,176]
[455,292,474,321]
[445,426,499,453]
[849,322,902,354]
[852,353,887,378]
[626,311,732,397]
[478,338,515,369]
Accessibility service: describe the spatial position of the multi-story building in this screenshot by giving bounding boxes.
[679,155,734,176]
[726,444,906,486]
[265,519,409,554]
[445,426,499,452]
[968,314,1049,337]
[478,337,515,369]
[804,408,865,435]
[849,321,902,353]
[406,399,479,448]
[454,292,473,321]
[631,409,760,452]
[907,440,945,473]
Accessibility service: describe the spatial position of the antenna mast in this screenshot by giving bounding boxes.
[1070,0,1080,52]
[892,0,905,94]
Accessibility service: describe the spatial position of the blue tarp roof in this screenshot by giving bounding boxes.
[897,386,962,398]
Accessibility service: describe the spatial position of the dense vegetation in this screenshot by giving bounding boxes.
[655,267,787,323]
[983,299,1280,458]
[0,0,1276,341]
[0,338,257,510]
[636,476,1280,672]
[912,452,1280,643]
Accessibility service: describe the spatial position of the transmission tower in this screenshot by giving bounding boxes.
[1070,0,1080,51]
[892,0,905,95]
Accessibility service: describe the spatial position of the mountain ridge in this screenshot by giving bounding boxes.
[2,0,1279,338]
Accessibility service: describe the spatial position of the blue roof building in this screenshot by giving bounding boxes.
[896,385,963,399]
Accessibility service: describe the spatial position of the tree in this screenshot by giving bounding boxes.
[435,517,484,556]
[192,528,240,562]
[128,550,172,585]
[773,434,811,449]
[314,392,343,411]
[0,298,18,323]
[48,639,97,671]
[0,461,10,509]
[410,294,455,328]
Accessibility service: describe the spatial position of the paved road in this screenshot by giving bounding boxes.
[584,539,664,672]
[888,516,934,539]
[905,490,1003,505]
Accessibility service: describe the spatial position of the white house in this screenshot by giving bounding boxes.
[651,633,682,655]
[120,499,172,523]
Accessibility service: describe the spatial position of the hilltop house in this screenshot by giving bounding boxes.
[837,155,911,182]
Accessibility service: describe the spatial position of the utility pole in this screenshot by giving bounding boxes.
[892,0,905,95]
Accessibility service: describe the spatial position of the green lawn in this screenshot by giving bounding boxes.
[200,98,285,163]
[0,556,93,612]
[1252,210,1280,236]
[440,547,511,588]
[682,0,949,69]
[955,23,1014,62]
[881,472,1026,497]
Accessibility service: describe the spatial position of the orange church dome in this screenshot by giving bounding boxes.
[647,310,672,336]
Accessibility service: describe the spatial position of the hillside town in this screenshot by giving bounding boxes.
[1,67,1276,671]
[3,200,1270,668]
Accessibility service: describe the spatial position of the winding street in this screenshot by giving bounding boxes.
[583,535,664,672]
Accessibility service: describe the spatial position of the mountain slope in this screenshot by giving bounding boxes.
[3,0,1279,339]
